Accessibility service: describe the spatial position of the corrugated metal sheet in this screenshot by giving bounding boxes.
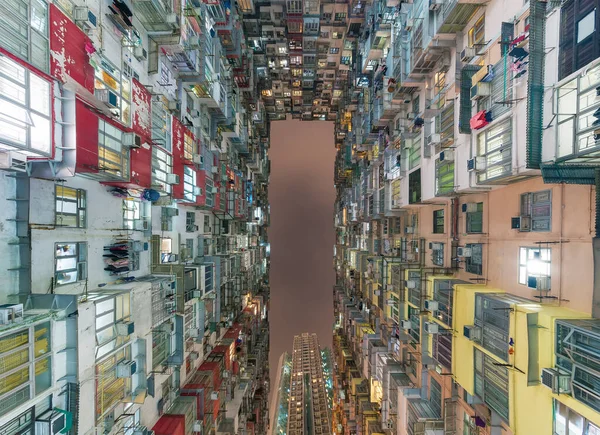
[540,164,597,184]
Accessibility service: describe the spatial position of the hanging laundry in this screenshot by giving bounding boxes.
[509,47,529,61]
[470,110,490,130]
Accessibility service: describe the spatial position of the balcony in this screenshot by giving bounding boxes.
[435,0,486,34]
[134,0,180,33]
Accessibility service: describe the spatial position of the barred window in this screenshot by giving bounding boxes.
[55,242,87,286]
[55,186,86,228]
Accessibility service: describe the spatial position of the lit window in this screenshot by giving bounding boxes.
[94,59,131,125]
[183,132,195,161]
[468,15,485,48]
[55,242,87,286]
[123,199,140,230]
[55,186,86,228]
[0,55,51,154]
[334,12,346,21]
[476,118,512,182]
[98,120,129,180]
[152,147,173,193]
[184,166,198,202]
[519,247,551,286]
[0,0,49,72]
[278,46,287,54]
[330,47,339,54]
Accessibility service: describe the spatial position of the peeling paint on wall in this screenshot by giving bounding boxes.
[132,78,152,138]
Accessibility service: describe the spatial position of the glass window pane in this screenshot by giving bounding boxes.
[577,10,595,43]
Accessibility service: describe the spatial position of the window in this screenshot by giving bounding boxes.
[433,210,444,233]
[94,59,131,125]
[55,242,87,286]
[476,118,512,182]
[334,12,346,21]
[468,15,485,48]
[184,166,197,202]
[329,47,339,54]
[98,120,129,180]
[322,12,332,21]
[473,347,509,421]
[520,190,552,231]
[152,147,173,193]
[465,243,483,275]
[577,10,595,43]
[466,202,483,233]
[55,186,86,228]
[519,247,551,286]
[0,55,51,154]
[429,377,442,418]
[0,0,49,72]
[554,400,600,435]
[432,243,444,266]
[123,199,140,230]
[559,0,600,80]
[435,159,454,195]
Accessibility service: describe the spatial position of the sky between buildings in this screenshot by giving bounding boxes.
[269,119,337,384]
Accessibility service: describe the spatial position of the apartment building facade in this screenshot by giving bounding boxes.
[0,0,272,434]
[331,0,600,432]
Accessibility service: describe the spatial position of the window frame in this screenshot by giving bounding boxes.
[432,243,444,266]
[55,185,86,228]
[94,58,131,126]
[519,246,551,286]
[476,118,512,183]
[0,54,52,155]
[466,202,484,234]
[520,190,552,231]
[183,166,197,202]
[433,209,444,234]
[54,242,87,286]
[468,15,485,48]
[152,146,173,194]
[98,119,129,181]
[465,243,483,275]
[0,0,50,73]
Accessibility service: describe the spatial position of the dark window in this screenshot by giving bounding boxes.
[559,0,600,80]
[432,243,444,266]
[521,190,552,231]
[466,202,483,233]
[465,243,483,275]
[429,377,442,418]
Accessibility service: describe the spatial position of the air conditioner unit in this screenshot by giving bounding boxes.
[406,279,418,289]
[211,187,218,194]
[211,167,219,174]
[187,35,201,48]
[133,46,147,61]
[405,18,414,30]
[132,426,153,435]
[168,100,180,111]
[134,220,149,231]
[189,351,200,360]
[190,109,201,118]
[223,370,230,378]
[189,328,201,338]
[193,186,203,196]
[405,226,415,234]
[424,300,439,311]
[193,154,204,165]
[211,391,219,400]
[0,304,23,325]
[427,134,441,145]
[123,133,142,148]
[424,321,439,334]
[386,299,395,306]
[470,82,491,100]
[467,156,487,172]
[400,320,412,330]
[463,325,482,341]
[462,202,479,213]
[457,247,472,257]
[460,47,477,62]
[35,409,68,435]
[440,150,454,162]
[430,242,442,250]
[386,284,394,291]
[429,0,443,10]
[192,290,202,298]
[511,215,531,231]
[116,321,135,336]
[541,368,572,394]
[0,151,27,172]
[193,420,204,433]
[374,290,381,296]
[73,7,97,28]
[166,173,180,185]
[95,89,118,108]
[116,360,137,378]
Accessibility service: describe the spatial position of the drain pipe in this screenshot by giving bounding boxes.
[592,170,600,317]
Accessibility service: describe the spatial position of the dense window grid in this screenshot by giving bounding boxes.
[0,55,51,154]
[432,332,452,370]
[429,376,442,418]
[474,294,511,361]
[408,137,421,170]
[432,243,444,266]
[94,59,131,125]
[98,120,129,180]
[519,247,551,285]
[433,280,454,327]
[476,118,512,183]
[152,147,173,194]
[408,306,420,343]
[520,190,552,231]
[465,244,483,275]
[466,202,483,233]
[0,0,49,73]
[55,242,87,286]
[55,186,86,228]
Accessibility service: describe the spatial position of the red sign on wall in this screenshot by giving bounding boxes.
[49,5,95,93]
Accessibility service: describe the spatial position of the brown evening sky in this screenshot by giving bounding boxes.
[269,119,337,380]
